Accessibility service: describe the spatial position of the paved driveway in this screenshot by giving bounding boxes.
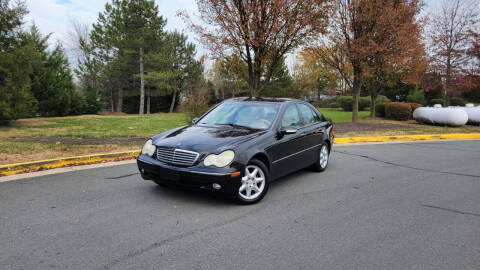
[1,140,479,270]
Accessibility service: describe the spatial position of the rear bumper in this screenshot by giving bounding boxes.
[137,155,243,195]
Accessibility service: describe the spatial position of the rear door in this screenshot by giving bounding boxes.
[297,103,326,163]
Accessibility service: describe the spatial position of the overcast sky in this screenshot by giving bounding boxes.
[24,0,440,69]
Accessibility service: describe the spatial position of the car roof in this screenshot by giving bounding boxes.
[225,97,301,103]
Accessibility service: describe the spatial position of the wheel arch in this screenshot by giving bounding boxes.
[324,139,332,153]
[250,152,271,171]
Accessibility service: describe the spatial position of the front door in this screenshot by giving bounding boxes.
[267,103,306,179]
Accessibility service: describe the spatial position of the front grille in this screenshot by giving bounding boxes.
[156,147,199,166]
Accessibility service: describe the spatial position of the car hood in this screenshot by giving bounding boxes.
[152,125,266,153]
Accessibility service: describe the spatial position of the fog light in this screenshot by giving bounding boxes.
[141,169,145,174]
[212,183,221,190]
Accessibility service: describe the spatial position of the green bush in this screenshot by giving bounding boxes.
[430,98,444,106]
[69,90,87,115]
[329,101,339,108]
[385,102,412,121]
[312,98,337,108]
[407,90,426,105]
[375,102,389,117]
[337,96,353,111]
[359,97,370,111]
[450,97,466,106]
[338,96,369,111]
[375,95,391,104]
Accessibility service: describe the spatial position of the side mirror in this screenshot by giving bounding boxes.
[283,128,297,134]
[278,128,297,138]
[192,117,199,124]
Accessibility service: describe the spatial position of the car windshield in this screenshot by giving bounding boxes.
[198,102,280,130]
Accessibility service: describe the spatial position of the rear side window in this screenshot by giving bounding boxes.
[298,104,319,126]
[281,104,301,127]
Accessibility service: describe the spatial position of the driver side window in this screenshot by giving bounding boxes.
[281,104,301,128]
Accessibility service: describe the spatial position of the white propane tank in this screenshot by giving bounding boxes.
[413,107,468,127]
[458,105,480,125]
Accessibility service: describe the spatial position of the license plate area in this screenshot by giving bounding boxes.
[160,167,180,182]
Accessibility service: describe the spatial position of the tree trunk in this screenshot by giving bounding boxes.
[116,88,123,113]
[370,83,378,117]
[146,87,151,114]
[110,88,114,112]
[169,89,177,113]
[445,54,451,107]
[139,47,145,115]
[352,64,362,122]
[370,92,378,117]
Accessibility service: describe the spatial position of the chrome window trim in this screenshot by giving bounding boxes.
[272,143,322,164]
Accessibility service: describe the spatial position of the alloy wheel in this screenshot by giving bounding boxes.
[239,165,266,200]
[319,145,329,169]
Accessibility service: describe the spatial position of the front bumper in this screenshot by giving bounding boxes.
[137,155,243,195]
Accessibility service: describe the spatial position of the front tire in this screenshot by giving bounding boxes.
[235,159,269,204]
[314,143,330,172]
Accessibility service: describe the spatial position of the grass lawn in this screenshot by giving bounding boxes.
[318,108,370,123]
[1,110,479,165]
[0,113,188,139]
[0,113,188,164]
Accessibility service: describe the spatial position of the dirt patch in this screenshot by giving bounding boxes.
[8,137,147,145]
[334,122,412,134]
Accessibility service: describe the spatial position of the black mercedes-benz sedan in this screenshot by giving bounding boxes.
[137,97,334,204]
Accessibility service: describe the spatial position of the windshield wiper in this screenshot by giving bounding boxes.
[216,123,255,130]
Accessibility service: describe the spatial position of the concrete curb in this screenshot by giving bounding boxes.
[1,133,480,177]
[334,133,480,144]
[0,150,139,177]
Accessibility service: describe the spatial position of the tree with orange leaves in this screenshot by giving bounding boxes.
[294,48,341,100]
[312,0,425,121]
[361,0,426,116]
[180,0,332,97]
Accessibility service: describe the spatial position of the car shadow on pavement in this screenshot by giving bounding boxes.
[269,168,313,188]
[140,167,316,207]
[146,182,237,206]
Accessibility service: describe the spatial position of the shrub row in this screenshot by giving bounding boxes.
[337,95,390,111]
[450,97,466,106]
[376,102,422,120]
[385,102,412,121]
[427,97,466,106]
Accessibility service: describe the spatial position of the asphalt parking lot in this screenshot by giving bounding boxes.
[1,140,479,270]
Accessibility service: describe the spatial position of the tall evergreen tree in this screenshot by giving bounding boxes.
[26,26,76,116]
[91,0,166,114]
[145,31,202,113]
[0,0,38,125]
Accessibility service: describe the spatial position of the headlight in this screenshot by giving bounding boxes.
[141,139,156,157]
[203,150,235,167]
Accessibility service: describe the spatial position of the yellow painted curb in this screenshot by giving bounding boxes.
[1,133,479,177]
[334,133,480,144]
[0,150,139,177]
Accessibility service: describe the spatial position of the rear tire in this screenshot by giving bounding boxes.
[235,159,269,205]
[314,143,329,172]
